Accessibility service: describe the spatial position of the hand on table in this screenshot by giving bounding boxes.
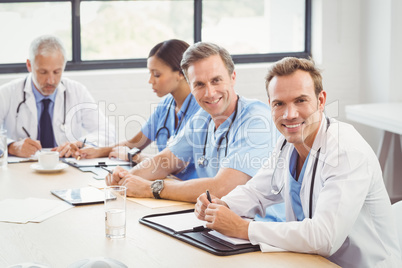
[109,146,130,161]
[8,138,41,157]
[70,145,105,160]
[53,141,81,157]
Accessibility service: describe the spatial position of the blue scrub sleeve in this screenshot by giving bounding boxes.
[220,109,276,177]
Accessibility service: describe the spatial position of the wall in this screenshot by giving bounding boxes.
[1,0,400,156]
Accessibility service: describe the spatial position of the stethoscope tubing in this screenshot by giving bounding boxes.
[16,77,66,133]
[155,94,193,141]
[198,95,239,167]
[271,117,330,219]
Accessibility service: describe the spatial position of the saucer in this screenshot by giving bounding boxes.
[30,163,68,173]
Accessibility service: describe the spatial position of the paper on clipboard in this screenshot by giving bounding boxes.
[143,210,205,232]
[63,157,129,167]
[208,230,251,245]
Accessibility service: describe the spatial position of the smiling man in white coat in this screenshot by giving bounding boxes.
[195,57,402,267]
[0,35,114,158]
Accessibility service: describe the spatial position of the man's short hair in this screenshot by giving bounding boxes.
[29,35,67,68]
[180,42,235,81]
[265,57,323,97]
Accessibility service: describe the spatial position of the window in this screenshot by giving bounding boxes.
[0,0,311,74]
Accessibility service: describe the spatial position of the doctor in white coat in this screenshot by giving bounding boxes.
[0,35,114,158]
[195,57,402,267]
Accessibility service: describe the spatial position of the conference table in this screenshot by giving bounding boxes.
[0,162,339,268]
[345,102,402,201]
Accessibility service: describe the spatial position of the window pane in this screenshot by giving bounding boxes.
[0,2,72,64]
[202,0,305,55]
[81,1,193,61]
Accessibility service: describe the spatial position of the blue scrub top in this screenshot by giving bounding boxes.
[169,96,277,179]
[288,148,310,221]
[141,93,200,180]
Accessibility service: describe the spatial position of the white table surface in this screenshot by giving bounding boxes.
[0,162,339,268]
[345,102,402,135]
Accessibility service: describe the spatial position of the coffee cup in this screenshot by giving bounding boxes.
[38,150,59,169]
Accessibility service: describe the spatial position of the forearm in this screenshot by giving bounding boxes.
[95,146,113,157]
[120,132,151,150]
[7,142,19,156]
[160,169,250,203]
[129,150,184,180]
[160,177,220,202]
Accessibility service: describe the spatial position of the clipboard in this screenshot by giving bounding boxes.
[139,209,260,256]
[62,157,130,177]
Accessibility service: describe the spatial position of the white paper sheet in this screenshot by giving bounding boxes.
[208,230,251,245]
[63,157,129,167]
[8,155,38,163]
[0,198,73,224]
[145,211,205,232]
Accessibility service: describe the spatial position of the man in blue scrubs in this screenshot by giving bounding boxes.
[106,42,277,202]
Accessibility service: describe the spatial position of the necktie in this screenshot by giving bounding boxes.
[39,99,55,148]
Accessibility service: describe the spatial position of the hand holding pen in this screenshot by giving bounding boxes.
[76,138,86,160]
[206,190,212,203]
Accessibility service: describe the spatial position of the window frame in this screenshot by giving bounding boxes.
[0,0,311,74]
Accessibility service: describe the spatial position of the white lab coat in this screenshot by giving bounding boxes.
[0,74,115,147]
[222,116,402,268]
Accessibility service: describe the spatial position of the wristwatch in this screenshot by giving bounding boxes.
[127,147,141,167]
[151,180,164,199]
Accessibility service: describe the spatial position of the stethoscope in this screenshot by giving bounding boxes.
[155,94,193,142]
[270,116,330,219]
[198,96,239,168]
[16,77,67,135]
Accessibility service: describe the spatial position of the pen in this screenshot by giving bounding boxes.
[22,127,30,138]
[81,138,87,149]
[101,165,113,174]
[77,138,86,161]
[206,190,212,203]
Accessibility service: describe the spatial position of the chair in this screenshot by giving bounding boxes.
[392,200,402,252]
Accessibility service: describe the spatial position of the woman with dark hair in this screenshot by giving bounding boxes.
[74,39,200,180]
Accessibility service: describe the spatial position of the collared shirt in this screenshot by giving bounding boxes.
[169,96,276,179]
[141,93,200,180]
[32,81,58,147]
[31,81,58,124]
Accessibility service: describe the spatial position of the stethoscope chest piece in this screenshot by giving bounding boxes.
[198,156,208,167]
[60,124,66,132]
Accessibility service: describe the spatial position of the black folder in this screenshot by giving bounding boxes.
[139,209,260,256]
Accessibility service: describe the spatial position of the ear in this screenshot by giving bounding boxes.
[231,70,236,85]
[318,91,327,111]
[26,59,32,72]
[177,71,185,81]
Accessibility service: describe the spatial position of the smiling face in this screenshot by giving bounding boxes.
[187,54,237,125]
[147,56,183,98]
[268,70,326,150]
[26,51,64,96]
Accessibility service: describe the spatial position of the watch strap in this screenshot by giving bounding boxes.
[151,180,164,199]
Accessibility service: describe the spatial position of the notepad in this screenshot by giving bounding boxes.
[144,210,206,232]
[0,198,73,223]
[207,230,251,245]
